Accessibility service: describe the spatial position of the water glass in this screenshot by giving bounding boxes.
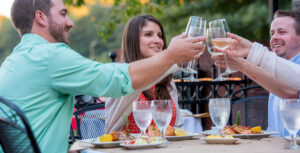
[133,101,152,135]
[209,98,231,135]
[151,100,173,139]
[279,99,300,150]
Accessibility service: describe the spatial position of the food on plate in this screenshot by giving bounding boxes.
[107,131,135,141]
[174,129,187,136]
[206,135,223,138]
[111,131,120,141]
[206,135,233,139]
[165,125,175,136]
[99,134,113,142]
[221,124,263,135]
[251,126,262,134]
[147,125,161,137]
[124,136,164,145]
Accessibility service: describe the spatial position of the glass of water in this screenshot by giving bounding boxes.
[133,101,152,136]
[279,99,300,150]
[209,98,231,135]
[151,100,173,139]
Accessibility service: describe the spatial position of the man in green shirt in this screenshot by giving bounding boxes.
[0,0,204,153]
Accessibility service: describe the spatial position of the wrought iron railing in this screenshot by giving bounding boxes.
[175,77,252,114]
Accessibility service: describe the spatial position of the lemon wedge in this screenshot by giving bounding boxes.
[99,134,113,142]
[175,129,187,136]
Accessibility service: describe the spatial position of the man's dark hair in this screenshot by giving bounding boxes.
[11,0,52,36]
[274,9,300,35]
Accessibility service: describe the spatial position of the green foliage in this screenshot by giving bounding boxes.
[63,0,85,7]
[0,19,20,63]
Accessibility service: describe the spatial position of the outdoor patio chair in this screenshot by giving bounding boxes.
[0,96,41,153]
[229,85,269,129]
[70,103,105,144]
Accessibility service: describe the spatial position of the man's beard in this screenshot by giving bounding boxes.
[48,17,70,46]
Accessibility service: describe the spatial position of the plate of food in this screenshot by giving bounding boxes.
[201,135,239,144]
[148,125,200,141]
[80,131,134,148]
[165,133,201,141]
[120,137,166,149]
[80,138,125,148]
[202,125,279,139]
[284,136,300,145]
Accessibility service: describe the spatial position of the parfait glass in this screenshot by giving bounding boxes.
[181,16,206,81]
[209,19,237,76]
[209,98,231,135]
[132,101,152,136]
[206,28,229,81]
[279,99,300,150]
[151,100,173,140]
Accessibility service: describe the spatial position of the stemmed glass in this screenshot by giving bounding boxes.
[151,100,173,140]
[132,101,153,136]
[206,28,229,81]
[181,16,206,81]
[209,98,231,135]
[209,19,237,76]
[279,99,300,150]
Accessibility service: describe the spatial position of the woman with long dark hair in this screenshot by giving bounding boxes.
[105,15,182,134]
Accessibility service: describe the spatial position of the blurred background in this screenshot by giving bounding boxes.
[0,0,292,64]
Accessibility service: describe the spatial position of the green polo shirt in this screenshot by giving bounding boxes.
[0,33,134,153]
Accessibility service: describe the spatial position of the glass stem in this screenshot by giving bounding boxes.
[292,134,297,146]
[224,53,231,73]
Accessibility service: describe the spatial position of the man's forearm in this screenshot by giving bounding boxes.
[129,51,175,90]
[241,61,299,99]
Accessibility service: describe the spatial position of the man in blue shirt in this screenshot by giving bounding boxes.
[267,10,300,137]
[0,0,205,153]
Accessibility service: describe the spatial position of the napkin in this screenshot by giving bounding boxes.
[180,109,193,117]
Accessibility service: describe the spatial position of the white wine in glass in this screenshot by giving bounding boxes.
[206,28,229,81]
[209,19,237,76]
[133,101,152,136]
[279,99,300,150]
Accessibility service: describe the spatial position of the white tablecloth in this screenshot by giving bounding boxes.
[182,116,203,133]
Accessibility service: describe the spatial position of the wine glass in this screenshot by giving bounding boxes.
[181,16,206,81]
[279,99,300,150]
[209,98,231,135]
[132,101,152,136]
[206,28,229,81]
[209,19,237,76]
[151,100,173,140]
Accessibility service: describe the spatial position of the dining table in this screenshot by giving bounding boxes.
[70,136,299,153]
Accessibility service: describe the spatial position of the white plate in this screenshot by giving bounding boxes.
[120,141,165,149]
[80,138,124,148]
[165,133,201,141]
[284,136,300,145]
[202,130,280,139]
[201,137,239,144]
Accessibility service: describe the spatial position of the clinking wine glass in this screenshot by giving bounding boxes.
[206,28,229,81]
[132,101,152,136]
[151,100,172,140]
[279,99,300,150]
[209,19,237,76]
[209,98,231,135]
[181,16,206,81]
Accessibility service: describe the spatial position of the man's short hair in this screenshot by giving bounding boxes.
[274,9,300,35]
[11,0,52,36]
